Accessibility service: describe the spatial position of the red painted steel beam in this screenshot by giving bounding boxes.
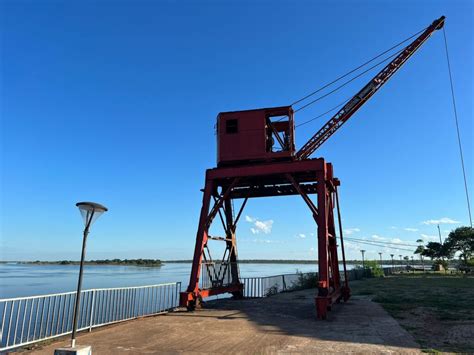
[207,158,325,180]
[230,183,319,199]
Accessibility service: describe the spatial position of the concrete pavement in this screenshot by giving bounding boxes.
[29,288,420,354]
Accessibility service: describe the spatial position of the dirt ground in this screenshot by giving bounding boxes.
[26,288,421,354]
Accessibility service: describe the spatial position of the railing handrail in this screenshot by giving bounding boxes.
[0,282,182,352]
[0,282,180,302]
[242,272,317,280]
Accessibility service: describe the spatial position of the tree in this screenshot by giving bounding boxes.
[421,242,440,260]
[444,226,474,264]
[414,239,425,257]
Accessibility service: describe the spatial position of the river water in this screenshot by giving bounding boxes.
[0,262,359,299]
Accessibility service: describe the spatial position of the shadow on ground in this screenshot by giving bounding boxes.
[30,287,421,354]
[167,287,420,353]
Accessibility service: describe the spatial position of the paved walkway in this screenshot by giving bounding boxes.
[30,289,420,354]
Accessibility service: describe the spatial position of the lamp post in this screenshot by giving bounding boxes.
[360,250,366,277]
[71,202,107,348]
[399,254,402,268]
[378,252,383,267]
[411,256,415,274]
[390,254,394,271]
[360,250,366,268]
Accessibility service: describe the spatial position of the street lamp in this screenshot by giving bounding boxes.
[411,256,415,274]
[360,250,366,268]
[390,254,394,270]
[378,252,383,267]
[71,202,108,348]
[399,254,402,266]
[360,250,366,277]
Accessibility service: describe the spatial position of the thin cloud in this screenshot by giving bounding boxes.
[404,228,418,232]
[420,233,438,242]
[252,239,282,244]
[245,215,273,234]
[391,238,404,244]
[422,217,460,225]
[254,220,273,234]
[344,228,360,235]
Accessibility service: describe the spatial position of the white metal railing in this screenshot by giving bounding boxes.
[0,282,181,352]
[242,267,407,297]
[0,266,407,351]
[242,272,312,298]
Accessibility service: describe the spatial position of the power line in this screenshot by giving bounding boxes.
[344,236,418,247]
[343,238,416,253]
[291,27,426,108]
[442,27,472,228]
[346,240,414,253]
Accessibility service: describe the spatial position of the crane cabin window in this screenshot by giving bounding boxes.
[266,114,291,152]
[226,119,238,134]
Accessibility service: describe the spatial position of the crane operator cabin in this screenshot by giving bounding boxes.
[216,106,296,166]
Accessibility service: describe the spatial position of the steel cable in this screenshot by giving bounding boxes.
[442,27,472,228]
[291,27,427,108]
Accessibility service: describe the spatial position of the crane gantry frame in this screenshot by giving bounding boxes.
[179,16,446,319]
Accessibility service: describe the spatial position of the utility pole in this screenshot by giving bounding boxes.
[437,224,443,244]
[437,224,448,273]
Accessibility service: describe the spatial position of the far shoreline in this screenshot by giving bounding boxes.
[0,259,372,266]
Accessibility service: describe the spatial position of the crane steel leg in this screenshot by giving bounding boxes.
[180,177,243,310]
[224,198,243,299]
[316,170,330,319]
[314,169,347,319]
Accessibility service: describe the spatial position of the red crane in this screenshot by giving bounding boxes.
[180,16,445,319]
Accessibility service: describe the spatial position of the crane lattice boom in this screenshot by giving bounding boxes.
[296,16,445,160]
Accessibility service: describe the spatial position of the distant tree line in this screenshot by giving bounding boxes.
[90,259,162,266]
[414,226,474,272]
[30,259,163,267]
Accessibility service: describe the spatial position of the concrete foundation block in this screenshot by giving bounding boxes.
[54,345,92,355]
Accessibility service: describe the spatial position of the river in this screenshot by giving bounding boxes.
[0,262,360,299]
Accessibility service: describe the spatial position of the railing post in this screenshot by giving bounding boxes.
[282,275,286,291]
[89,290,96,332]
[176,283,181,308]
[0,301,6,348]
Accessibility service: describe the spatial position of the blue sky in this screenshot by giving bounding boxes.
[1,0,472,262]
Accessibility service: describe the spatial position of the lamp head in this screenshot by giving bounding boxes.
[76,202,108,228]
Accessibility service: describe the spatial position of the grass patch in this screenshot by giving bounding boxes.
[351,273,474,353]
